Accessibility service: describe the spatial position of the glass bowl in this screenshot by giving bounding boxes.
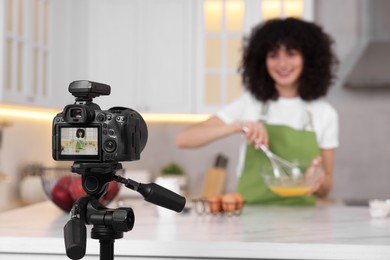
[261,162,323,197]
[40,167,121,212]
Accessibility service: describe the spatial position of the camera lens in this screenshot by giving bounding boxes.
[104,139,117,153]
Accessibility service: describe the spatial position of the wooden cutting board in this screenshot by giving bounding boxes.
[201,154,228,198]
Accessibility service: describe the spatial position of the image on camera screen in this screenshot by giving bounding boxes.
[60,127,98,156]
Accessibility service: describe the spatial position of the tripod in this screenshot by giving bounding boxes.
[64,162,186,260]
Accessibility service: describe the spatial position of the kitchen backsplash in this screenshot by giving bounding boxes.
[1,101,390,211]
[0,118,242,211]
[0,118,54,210]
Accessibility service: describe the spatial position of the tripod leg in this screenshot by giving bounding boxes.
[100,239,114,260]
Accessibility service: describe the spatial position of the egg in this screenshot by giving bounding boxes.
[221,194,237,213]
[207,195,222,214]
[232,192,245,210]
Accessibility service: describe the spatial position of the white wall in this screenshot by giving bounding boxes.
[0,118,55,210]
[315,0,390,200]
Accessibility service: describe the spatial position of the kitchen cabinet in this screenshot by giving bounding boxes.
[0,0,79,109]
[0,0,62,108]
[87,0,195,113]
[48,0,90,108]
[1,0,195,112]
[1,199,390,260]
[2,0,315,113]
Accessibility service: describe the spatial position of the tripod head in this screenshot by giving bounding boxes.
[64,162,186,260]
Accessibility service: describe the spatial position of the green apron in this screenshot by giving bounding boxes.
[237,103,320,206]
[76,138,86,151]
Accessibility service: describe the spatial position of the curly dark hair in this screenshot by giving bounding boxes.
[240,17,339,101]
[76,128,85,138]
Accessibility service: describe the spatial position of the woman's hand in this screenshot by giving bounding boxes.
[240,121,269,149]
[305,156,325,195]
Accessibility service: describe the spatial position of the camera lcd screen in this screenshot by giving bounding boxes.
[58,126,100,160]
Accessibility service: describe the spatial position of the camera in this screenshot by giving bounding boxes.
[52,80,148,162]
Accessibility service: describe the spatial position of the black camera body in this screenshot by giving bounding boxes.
[52,80,148,162]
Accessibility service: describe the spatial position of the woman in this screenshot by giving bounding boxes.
[176,18,339,205]
[75,128,86,152]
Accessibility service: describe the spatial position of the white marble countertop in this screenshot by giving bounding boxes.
[0,198,390,259]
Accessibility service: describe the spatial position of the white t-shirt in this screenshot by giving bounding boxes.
[216,91,339,176]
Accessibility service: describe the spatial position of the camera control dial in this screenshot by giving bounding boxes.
[96,113,105,122]
[104,139,117,153]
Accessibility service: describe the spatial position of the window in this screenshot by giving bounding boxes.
[199,0,311,112]
[261,0,304,20]
[203,0,244,107]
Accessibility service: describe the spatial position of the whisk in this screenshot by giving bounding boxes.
[258,144,302,178]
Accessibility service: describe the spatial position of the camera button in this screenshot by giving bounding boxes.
[103,130,108,135]
[109,129,115,136]
[97,113,105,122]
[107,115,112,120]
[103,123,108,128]
[116,116,125,122]
[104,139,117,153]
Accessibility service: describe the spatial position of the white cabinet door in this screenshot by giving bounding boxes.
[87,0,139,110]
[49,0,89,108]
[0,0,85,109]
[1,0,195,112]
[88,0,194,113]
[0,0,57,107]
[137,0,194,113]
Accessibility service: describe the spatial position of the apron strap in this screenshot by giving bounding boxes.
[304,103,314,131]
[259,101,269,123]
[259,100,315,131]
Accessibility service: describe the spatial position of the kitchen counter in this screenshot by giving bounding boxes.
[0,199,390,260]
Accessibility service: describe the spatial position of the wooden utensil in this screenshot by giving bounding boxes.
[201,154,228,198]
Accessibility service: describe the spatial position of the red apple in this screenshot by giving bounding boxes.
[69,176,119,205]
[69,176,86,201]
[51,175,76,212]
[69,177,119,206]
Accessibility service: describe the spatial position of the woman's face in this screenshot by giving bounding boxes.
[266,45,304,96]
